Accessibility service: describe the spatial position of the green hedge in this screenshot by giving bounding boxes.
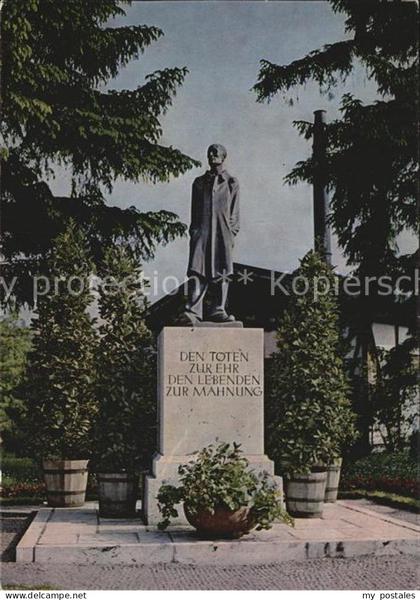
[1,454,43,483]
[341,451,419,498]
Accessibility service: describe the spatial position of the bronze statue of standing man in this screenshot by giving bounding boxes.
[183,144,239,324]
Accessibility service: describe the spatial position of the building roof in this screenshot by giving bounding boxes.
[145,262,413,333]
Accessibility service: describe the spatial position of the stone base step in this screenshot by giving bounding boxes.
[16,501,419,565]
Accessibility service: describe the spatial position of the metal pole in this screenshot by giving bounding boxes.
[313,109,332,264]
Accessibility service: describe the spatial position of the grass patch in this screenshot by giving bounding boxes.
[1,495,98,506]
[0,497,45,507]
[339,489,419,512]
[2,585,58,590]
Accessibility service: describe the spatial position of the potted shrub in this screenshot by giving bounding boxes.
[20,222,98,507]
[322,457,343,503]
[312,393,358,503]
[157,442,294,538]
[320,397,358,503]
[93,245,156,518]
[266,251,357,516]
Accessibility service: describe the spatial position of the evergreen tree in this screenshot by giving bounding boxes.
[94,244,156,472]
[254,1,418,454]
[0,314,32,452]
[267,252,356,475]
[254,0,418,289]
[1,0,200,306]
[20,221,98,459]
[373,339,418,451]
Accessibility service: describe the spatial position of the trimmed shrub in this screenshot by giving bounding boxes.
[267,251,357,476]
[93,245,156,473]
[19,222,98,460]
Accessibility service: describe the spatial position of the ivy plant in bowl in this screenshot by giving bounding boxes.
[157,442,294,538]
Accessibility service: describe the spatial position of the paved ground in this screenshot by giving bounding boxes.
[2,556,419,589]
[344,499,419,526]
[1,502,419,590]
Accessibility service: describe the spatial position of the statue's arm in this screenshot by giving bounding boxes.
[189,179,200,235]
[230,180,240,236]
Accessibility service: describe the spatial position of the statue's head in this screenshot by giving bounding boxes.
[207,144,227,167]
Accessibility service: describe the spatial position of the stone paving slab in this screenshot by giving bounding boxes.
[16,500,419,565]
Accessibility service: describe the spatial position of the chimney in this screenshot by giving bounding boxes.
[313,110,332,264]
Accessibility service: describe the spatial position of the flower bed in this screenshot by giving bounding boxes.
[341,451,419,499]
[341,476,418,498]
[1,454,99,503]
[1,481,45,498]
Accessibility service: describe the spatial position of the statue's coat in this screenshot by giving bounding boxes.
[187,169,240,278]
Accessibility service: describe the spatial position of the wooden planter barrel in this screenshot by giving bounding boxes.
[42,459,89,508]
[285,470,327,518]
[324,459,342,503]
[97,473,139,518]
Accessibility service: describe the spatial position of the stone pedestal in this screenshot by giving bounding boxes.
[143,326,276,525]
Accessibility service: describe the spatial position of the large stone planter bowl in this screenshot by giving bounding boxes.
[184,504,255,539]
